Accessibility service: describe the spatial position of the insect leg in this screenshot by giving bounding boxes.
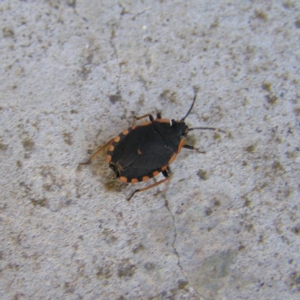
[134,114,154,121]
[183,145,206,153]
[127,170,170,201]
[80,138,114,165]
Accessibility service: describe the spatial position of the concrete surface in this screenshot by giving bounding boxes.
[1,0,300,299]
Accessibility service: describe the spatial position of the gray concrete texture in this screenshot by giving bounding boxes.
[0,0,300,299]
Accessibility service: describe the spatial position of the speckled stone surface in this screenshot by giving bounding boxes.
[1,1,300,299]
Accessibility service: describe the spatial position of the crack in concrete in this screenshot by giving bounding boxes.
[109,23,121,94]
[109,3,152,95]
[163,195,202,299]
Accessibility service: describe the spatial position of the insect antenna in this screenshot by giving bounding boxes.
[181,89,226,134]
[180,90,198,121]
[188,127,226,134]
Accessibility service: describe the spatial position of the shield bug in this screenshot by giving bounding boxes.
[81,90,225,200]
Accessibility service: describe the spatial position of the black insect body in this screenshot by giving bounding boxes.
[108,120,186,180]
[82,91,224,200]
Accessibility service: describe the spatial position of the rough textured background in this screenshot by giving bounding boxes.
[1,0,300,299]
